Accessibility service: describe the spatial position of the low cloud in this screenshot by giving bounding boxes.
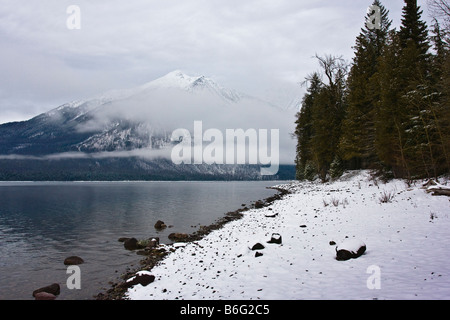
[71,82,297,164]
[0,148,172,161]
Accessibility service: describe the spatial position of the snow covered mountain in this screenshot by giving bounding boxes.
[142,70,244,102]
[0,71,296,180]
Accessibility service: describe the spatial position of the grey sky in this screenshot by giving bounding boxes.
[0,0,433,125]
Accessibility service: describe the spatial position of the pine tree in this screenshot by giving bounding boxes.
[295,73,322,180]
[428,18,450,174]
[339,0,392,168]
[376,30,406,177]
[442,46,450,172]
[294,55,347,182]
[295,0,450,181]
[374,0,440,178]
[398,0,442,178]
[399,0,431,55]
[310,55,348,181]
[329,155,344,180]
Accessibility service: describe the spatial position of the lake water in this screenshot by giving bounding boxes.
[0,181,282,300]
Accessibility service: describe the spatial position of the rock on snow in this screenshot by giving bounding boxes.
[336,239,366,261]
[126,171,450,300]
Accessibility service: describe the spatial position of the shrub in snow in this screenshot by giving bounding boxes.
[331,197,340,207]
[336,239,366,261]
[379,190,395,203]
[304,161,317,181]
[329,156,344,180]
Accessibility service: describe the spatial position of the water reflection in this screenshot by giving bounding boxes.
[0,181,280,300]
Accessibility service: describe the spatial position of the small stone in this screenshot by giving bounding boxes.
[264,212,278,218]
[254,201,265,209]
[147,237,160,248]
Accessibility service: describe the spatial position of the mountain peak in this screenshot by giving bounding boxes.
[142,70,243,102]
[145,70,205,89]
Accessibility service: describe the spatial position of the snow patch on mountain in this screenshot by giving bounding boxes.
[140,70,244,103]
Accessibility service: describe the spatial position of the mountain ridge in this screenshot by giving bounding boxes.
[0,70,296,180]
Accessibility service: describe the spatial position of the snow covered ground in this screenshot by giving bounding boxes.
[126,171,450,300]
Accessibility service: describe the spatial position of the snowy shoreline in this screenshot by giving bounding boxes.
[123,171,450,300]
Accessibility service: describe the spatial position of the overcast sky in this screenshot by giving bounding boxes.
[0,0,433,125]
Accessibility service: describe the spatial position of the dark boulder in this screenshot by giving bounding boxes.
[33,283,60,298]
[168,233,189,242]
[154,220,167,230]
[124,237,139,250]
[251,243,265,251]
[267,233,282,245]
[336,239,366,261]
[119,273,155,289]
[64,256,84,265]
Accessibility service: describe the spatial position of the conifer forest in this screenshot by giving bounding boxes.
[294,0,450,181]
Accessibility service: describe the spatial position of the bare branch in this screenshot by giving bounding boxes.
[428,0,450,31]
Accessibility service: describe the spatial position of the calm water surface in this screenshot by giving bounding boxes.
[0,181,282,300]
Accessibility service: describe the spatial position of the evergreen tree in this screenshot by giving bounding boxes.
[442,46,450,172]
[428,18,450,174]
[375,0,441,178]
[376,30,406,177]
[294,55,347,182]
[399,0,431,55]
[339,0,392,168]
[329,155,345,180]
[310,55,348,181]
[295,73,322,180]
[399,0,447,178]
[295,0,450,181]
